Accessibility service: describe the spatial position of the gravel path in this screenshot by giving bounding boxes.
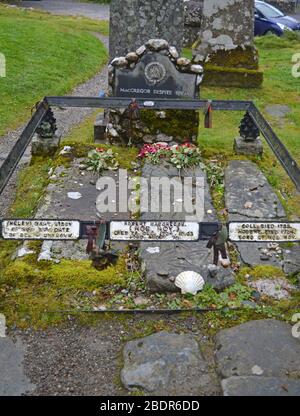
[10,315,219,396]
[11,0,110,20]
[0,33,108,218]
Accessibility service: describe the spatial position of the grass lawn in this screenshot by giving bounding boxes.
[0,3,109,136]
[183,32,300,217]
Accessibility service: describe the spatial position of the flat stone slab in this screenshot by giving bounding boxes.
[222,376,300,396]
[283,245,300,275]
[225,160,286,267]
[121,331,218,395]
[215,319,300,379]
[265,105,291,118]
[139,162,233,292]
[0,337,35,396]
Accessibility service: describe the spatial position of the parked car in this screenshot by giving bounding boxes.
[255,1,300,36]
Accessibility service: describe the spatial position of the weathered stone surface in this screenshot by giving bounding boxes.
[184,0,203,47]
[268,0,296,14]
[215,319,300,379]
[265,104,292,118]
[0,337,35,396]
[225,160,286,267]
[204,265,236,291]
[283,245,300,275]
[195,0,255,62]
[31,133,60,157]
[248,278,296,300]
[193,0,263,87]
[94,113,107,143]
[139,162,222,292]
[121,331,218,395]
[234,137,263,156]
[222,376,300,396]
[109,0,184,58]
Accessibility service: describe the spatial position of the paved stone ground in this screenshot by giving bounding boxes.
[215,319,300,396]
[7,316,221,396]
[11,0,110,20]
[139,162,235,292]
[3,318,298,396]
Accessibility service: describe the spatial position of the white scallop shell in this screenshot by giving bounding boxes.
[175,271,205,295]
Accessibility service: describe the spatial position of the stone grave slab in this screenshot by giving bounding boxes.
[139,162,235,292]
[215,319,300,379]
[283,245,300,275]
[225,160,286,267]
[121,331,218,395]
[222,376,300,396]
[0,337,35,396]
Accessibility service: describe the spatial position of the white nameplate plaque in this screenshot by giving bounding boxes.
[1,220,80,240]
[229,222,300,242]
[110,221,199,241]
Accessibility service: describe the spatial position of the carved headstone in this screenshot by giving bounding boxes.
[107,40,203,145]
[193,0,263,87]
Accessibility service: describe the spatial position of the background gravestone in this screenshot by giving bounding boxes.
[184,0,204,47]
[109,0,185,58]
[269,0,296,14]
[193,0,263,87]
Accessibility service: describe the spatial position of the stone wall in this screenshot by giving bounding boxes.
[268,0,296,14]
[183,0,204,47]
[109,0,184,58]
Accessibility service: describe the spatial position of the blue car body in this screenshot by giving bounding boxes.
[255,1,300,36]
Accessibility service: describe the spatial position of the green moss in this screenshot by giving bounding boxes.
[239,265,285,281]
[202,65,264,88]
[141,110,199,140]
[204,46,259,70]
[2,257,128,289]
[8,157,52,218]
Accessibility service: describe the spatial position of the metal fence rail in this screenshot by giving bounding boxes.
[0,97,299,195]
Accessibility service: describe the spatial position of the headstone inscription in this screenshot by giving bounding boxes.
[113,52,198,99]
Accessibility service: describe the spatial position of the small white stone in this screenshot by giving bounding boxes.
[146,247,160,254]
[177,57,191,66]
[136,45,146,56]
[252,365,264,375]
[126,52,139,62]
[67,192,82,200]
[190,64,203,74]
[169,46,179,59]
[146,39,169,51]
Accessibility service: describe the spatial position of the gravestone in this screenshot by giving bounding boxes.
[193,0,263,87]
[109,0,185,58]
[107,40,203,145]
[269,0,296,14]
[184,0,204,47]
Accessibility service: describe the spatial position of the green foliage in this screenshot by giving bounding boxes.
[86,148,119,175]
[0,3,108,135]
